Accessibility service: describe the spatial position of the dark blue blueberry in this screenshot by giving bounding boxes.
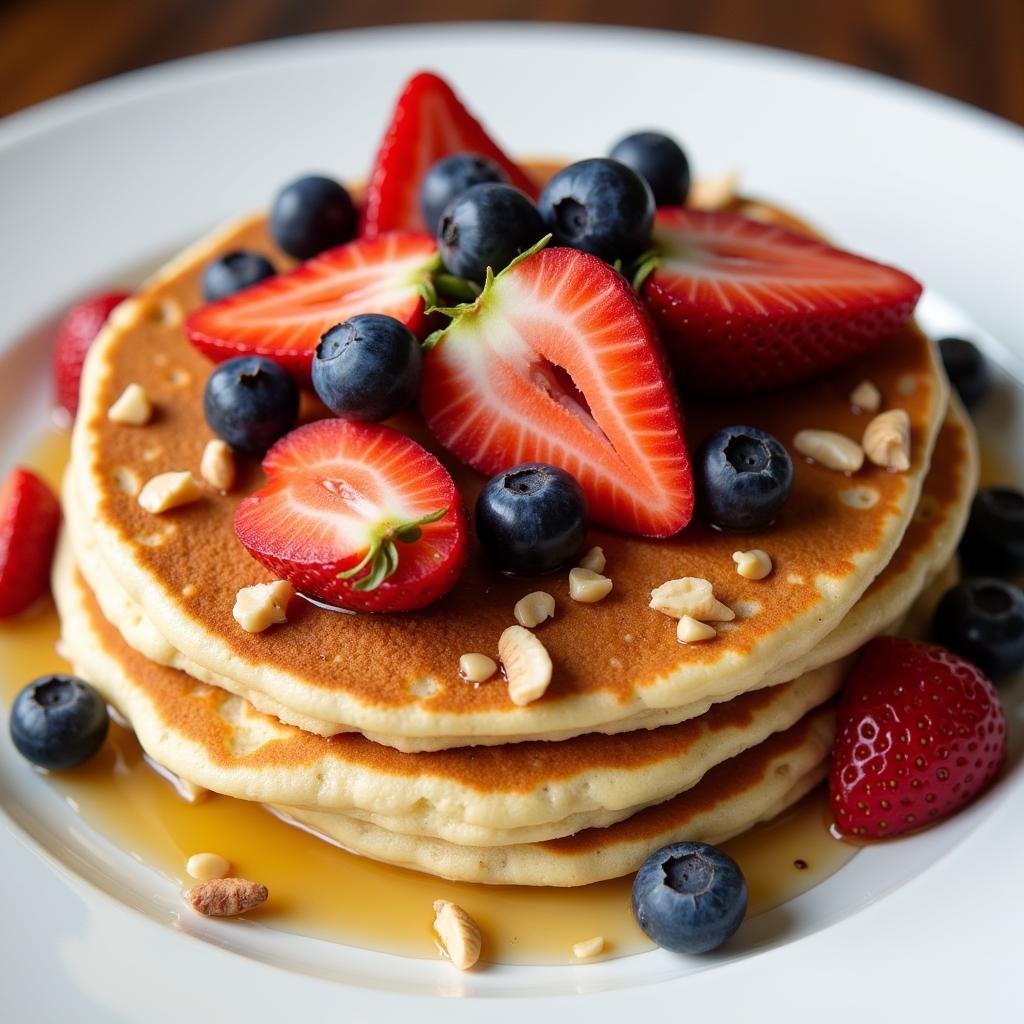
[10,675,109,771]
[931,578,1024,682]
[420,153,509,237]
[201,250,276,303]
[938,337,990,408]
[631,842,748,954]
[270,175,356,261]
[609,131,691,206]
[312,314,422,422]
[438,183,545,284]
[695,425,793,531]
[203,356,299,456]
[960,486,1024,575]
[538,158,655,262]
[475,463,587,575]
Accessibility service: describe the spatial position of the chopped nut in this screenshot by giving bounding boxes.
[862,408,911,472]
[187,877,267,917]
[499,625,553,706]
[138,471,203,513]
[850,379,882,413]
[705,599,735,622]
[569,567,613,603]
[107,383,153,425]
[689,169,739,210]
[232,580,294,633]
[186,852,230,881]
[732,549,773,581]
[432,900,482,971]
[459,653,497,683]
[513,590,555,628]
[793,429,864,473]
[650,577,716,619]
[573,935,606,959]
[677,616,717,643]
[200,439,236,492]
[578,546,606,573]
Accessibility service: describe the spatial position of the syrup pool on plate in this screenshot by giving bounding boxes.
[0,429,858,966]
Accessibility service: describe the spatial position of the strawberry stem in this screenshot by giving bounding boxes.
[337,506,449,592]
[630,249,661,291]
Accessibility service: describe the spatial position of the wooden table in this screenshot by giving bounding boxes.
[2,0,1022,125]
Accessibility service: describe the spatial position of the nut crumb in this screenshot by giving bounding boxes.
[187,877,267,917]
[200,439,236,492]
[459,653,497,684]
[689,169,739,210]
[732,549,773,581]
[186,852,230,881]
[499,625,553,706]
[793,429,864,473]
[513,591,555,628]
[862,408,911,472]
[569,567,613,603]
[108,383,153,425]
[849,380,881,413]
[573,935,606,959]
[677,616,717,643]
[650,577,716,619]
[138,471,202,513]
[578,546,606,573]
[233,580,294,633]
[432,900,482,971]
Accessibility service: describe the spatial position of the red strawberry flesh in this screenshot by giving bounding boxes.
[54,291,130,417]
[0,468,61,618]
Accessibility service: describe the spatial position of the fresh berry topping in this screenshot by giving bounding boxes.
[694,426,793,531]
[609,131,691,206]
[10,675,109,771]
[938,336,990,408]
[201,250,276,303]
[234,419,468,613]
[538,158,655,262]
[420,152,509,236]
[437,183,545,283]
[475,463,588,575]
[203,356,299,456]
[641,209,923,395]
[53,291,130,418]
[631,842,748,954]
[959,486,1024,575]
[0,468,61,619]
[185,232,437,378]
[931,578,1024,683]
[270,175,356,260]
[361,71,537,238]
[312,314,422,422]
[830,637,1007,839]
[421,245,693,537]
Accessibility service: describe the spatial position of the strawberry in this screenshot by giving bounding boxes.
[53,291,130,417]
[0,468,61,618]
[360,71,538,238]
[420,244,694,538]
[234,419,468,613]
[184,232,438,378]
[830,637,1007,839]
[640,208,923,394]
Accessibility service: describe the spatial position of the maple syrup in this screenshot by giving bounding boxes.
[0,429,858,965]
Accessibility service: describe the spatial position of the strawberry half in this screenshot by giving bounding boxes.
[420,245,694,538]
[184,232,438,378]
[360,70,538,238]
[640,208,923,394]
[0,468,61,618]
[830,637,1007,839]
[54,291,130,418]
[234,419,468,613]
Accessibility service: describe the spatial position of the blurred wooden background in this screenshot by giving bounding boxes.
[1,0,1022,124]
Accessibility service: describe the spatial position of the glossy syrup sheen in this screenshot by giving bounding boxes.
[0,429,857,965]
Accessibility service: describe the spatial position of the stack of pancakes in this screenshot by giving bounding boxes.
[54,206,976,886]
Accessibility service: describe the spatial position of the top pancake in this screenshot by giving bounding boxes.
[71,206,949,746]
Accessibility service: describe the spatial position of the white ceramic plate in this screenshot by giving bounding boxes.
[1,24,1022,1022]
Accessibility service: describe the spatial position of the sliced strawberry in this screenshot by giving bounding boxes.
[185,232,438,378]
[421,245,694,538]
[54,291,130,418]
[641,208,923,394]
[234,419,468,613]
[360,70,538,238]
[0,468,61,618]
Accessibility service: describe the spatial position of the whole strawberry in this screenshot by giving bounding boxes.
[830,637,1007,839]
[54,291,130,418]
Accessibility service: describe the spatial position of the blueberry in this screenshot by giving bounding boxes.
[438,183,545,284]
[10,675,109,771]
[203,356,299,456]
[631,841,748,954]
[201,250,276,303]
[931,577,1024,682]
[938,337,990,408]
[609,131,691,206]
[538,158,655,263]
[475,463,587,575]
[270,175,356,261]
[695,426,793,531]
[312,314,422,421]
[420,153,509,237]
[960,486,1024,575]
